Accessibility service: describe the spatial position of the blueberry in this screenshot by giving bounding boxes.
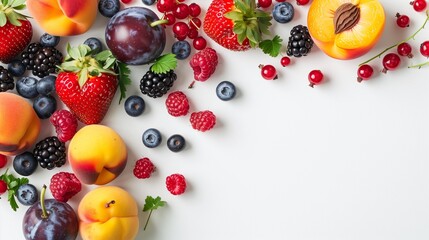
[33,95,57,119]
[36,75,56,95]
[16,184,38,206]
[99,0,120,18]
[167,134,186,152]
[84,37,103,54]
[272,2,294,24]
[172,40,191,60]
[16,76,39,99]
[40,33,60,47]
[142,0,156,5]
[142,128,162,148]
[13,152,38,176]
[216,81,236,101]
[7,60,26,77]
[124,95,145,117]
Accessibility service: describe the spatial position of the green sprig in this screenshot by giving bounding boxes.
[142,196,166,231]
[150,53,177,74]
[0,169,29,211]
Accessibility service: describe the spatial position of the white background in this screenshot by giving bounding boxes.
[1,0,429,239]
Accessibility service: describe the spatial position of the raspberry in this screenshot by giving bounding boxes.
[0,179,7,195]
[165,91,190,117]
[189,48,218,81]
[49,172,81,202]
[50,110,78,142]
[0,154,7,168]
[190,110,216,132]
[166,173,186,195]
[133,157,155,179]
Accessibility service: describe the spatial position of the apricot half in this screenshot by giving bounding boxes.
[307,0,385,60]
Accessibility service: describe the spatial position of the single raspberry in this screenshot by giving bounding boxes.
[166,173,186,195]
[50,109,78,142]
[133,157,155,179]
[49,172,81,202]
[189,47,218,81]
[190,110,216,132]
[0,154,7,168]
[165,91,190,117]
[0,179,7,195]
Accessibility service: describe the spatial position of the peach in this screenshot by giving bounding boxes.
[0,93,40,156]
[27,0,98,36]
[68,125,127,185]
[307,0,385,60]
[78,186,139,240]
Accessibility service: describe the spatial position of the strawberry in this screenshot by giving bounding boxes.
[203,0,282,56]
[56,44,131,125]
[0,0,32,63]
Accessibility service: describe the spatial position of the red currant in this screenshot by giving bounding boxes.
[189,17,202,30]
[280,56,291,67]
[276,0,286,2]
[164,13,176,26]
[0,154,6,168]
[420,40,429,57]
[193,36,207,50]
[173,3,190,20]
[396,13,410,28]
[397,42,413,58]
[188,3,201,17]
[259,64,278,80]
[296,0,310,5]
[411,0,427,12]
[187,28,199,39]
[258,0,272,8]
[173,22,189,39]
[357,64,374,82]
[0,179,7,195]
[382,53,401,73]
[121,0,132,3]
[308,70,324,87]
[157,0,177,13]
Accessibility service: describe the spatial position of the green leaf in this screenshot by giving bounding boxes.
[234,0,248,14]
[143,196,166,211]
[117,62,131,104]
[224,11,243,21]
[5,10,20,26]
[0,170,29,211]
[104,57,116,70]
[11,0,25,8]
[78,44,90,57]
[14,4,26,10]
[2,0,7,7]
[68,46,81,60]
[259,35,283,57]
[0,12,6,27]
[233,21,246,35]
[150,53,177,74]
[78,67,88,87]
[95,50,113,62]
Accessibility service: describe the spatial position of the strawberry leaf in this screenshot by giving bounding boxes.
[11,0,26,8]
[150,53,177,74]
[259,35,282,57]
[0,12,6,26]
[95,50,112,62]
[142,196,166,231]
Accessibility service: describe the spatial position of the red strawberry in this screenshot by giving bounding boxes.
[0,1,32,63]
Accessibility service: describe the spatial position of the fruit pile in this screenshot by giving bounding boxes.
[0,0,428,239]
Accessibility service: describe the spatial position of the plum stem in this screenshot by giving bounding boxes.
[105,200,116,208]
[40,185,49,219]
[359,10,429,66]
[150,19,169,28]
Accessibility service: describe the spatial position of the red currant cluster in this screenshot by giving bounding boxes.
[155,0,206,50]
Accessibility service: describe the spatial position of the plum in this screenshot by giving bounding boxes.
[105,7,166,65]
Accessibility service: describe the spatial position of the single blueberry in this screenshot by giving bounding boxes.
[40,33,60,47]
[36,75,56,95]
[142,0,156,6]
[99,0,120,18]
[13,152,38,176]
[16,184,38,206]
[7,59,26,77]
[84,37,103,54]
[142,128,162,148]
[16,76,39,99]
[124,95,145,117]
[33,95,57,119]
[172,40,191,60]
[216,81,236,101]
[167,134,186,152]
[272,2,294,24]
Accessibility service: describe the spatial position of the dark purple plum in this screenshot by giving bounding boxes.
[105,7,166,65]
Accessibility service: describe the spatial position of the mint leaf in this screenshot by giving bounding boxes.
[259,35,283,57]
[142,196,166,230]
[150,54,177,74]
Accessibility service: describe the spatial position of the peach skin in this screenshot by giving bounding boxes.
[0,93,41,156]
[78,186,139,240]
[307,0,385,60]
[68,125,127,185]
[27,0,98,36]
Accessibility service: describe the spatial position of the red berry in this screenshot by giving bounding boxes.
[164,13,176,26]
[258,0,272,8]
[166,173,187,195]
[188,3,201,17]
[173,22,189,39]
[49,172,81,202]
[187,28,199,39]
[173,3,190,19]
[259,64,277,80]
[382,53,401,73]
[166,91,190,117]
[308,69,324,87]
[133,157,155,179]
[189,17,202,30]
[420,40,429,57]
[121,0,132,3]
[193,36,207,50]
[396,13,410,28]
[411,0,427,12]
[0,179,7,195]
[280,56,291,67]
[189,48,219,81]
[190,110,216,132]
[397,42,413,58]
[296,0,310,5]
[157,0,177,13]
[0,154,7,168]
[357,64,374,82]
[50,110,78,142]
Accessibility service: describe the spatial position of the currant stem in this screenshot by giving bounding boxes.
[359,10,429,66]
[408,61,429,68]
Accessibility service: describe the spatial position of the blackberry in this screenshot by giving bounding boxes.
[0,66,14,92]
[286,25,314,57]
[140,70,177,98]
[21,42,63,78]
[33,136,66,170]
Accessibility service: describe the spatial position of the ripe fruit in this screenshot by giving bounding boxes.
[140,69,177,98]
[166,173,187,195]
[286,25,313,57]
[33,95,57,119]
[0,154,6,168]
[382,53,401,73]
[50,110,78,143]
[167,134,186,152]
[216,81,236,101]
[7,59,26,77]
[124,95,146,117]
[16,76,39,99]
[397,42,413,58]
[50,172,82,202]
[396,13,410,28]
[308,70,324,87]
[36,75,56,96]
[16,183,38,206]
[33,136,66,170]
[190,48,219,81]
[0,179,7,195]
[193,36,207,50]
[40,33,60,47]
[190,110,216,132]
[142,128,162,148]
[20,42,63,78]
[166,91,190,117]
[281,56,291,67]
[272,2,294,23]
[189,3,201,17]
[99,0,121,18]
[258,0,272,8]
[106,7,167,65]
[133,157,155,179]
[411,0,427,12]
[0,66,14,92]
[83,37,103,54]
[13,152,38,176]
[296,0,310,5]
[172,40,191,60]
[420,40,429,57]
[173,3,190,19]
[260,64,278,80]
[357,64,374,82]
